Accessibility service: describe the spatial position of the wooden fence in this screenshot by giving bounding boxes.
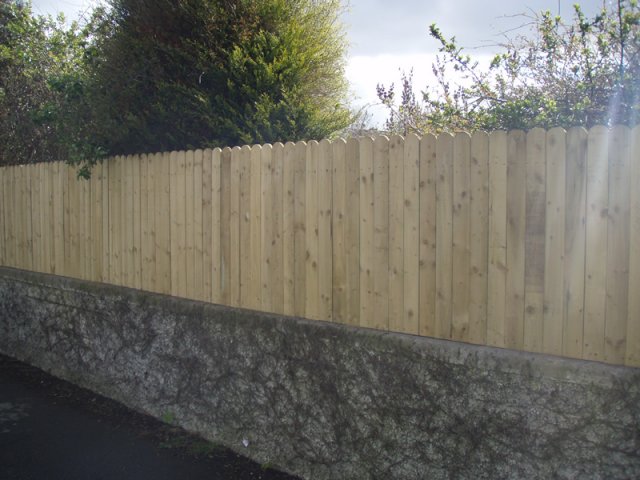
[0,126,639,367]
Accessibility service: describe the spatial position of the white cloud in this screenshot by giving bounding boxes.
[344,0,604,56]
[346,52,496,127]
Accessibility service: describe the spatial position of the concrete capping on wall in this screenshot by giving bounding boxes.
[0,267,639,479]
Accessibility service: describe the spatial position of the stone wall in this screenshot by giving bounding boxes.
[0,267,638,479]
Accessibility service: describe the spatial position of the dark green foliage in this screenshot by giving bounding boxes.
[0,1,98,167]
[378,0,640,134]
[1,0,352,171]
[88,0,352,156]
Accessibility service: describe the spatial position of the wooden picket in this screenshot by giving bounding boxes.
[332,139,348,324]
[403,134,420,335]
[436,133,453,339]
[505,131,526,350]
[564,128,588,359]
[627,126,640,366]
[373,136,390,331]
[452,132,471,342]
[419,134,437,338]
[358,137,374,329]
[305,141,320,320]
[219,147,233,305]
[605,126,631,364]
[584,127,609,361]
[282,142,296,316]
[388,134,404,333]
[543,128,566,355]
[487,131,507,348]
[318,139,333,321]
[469,132,489,345]
[523,128,546,353]
[292,141,307,317]
[1,127,639,367]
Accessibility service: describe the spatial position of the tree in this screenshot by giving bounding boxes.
[378,0,640,134]
[87,0,352,157]
[0,1,94,166]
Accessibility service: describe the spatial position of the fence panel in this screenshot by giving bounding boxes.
[140,155,153,292]
[318,139,333,321]
[124,155,135,287]
[388,134,404,333]
[120,156,130,285]
[8,167,16,268]
[219,148,231,304]
[1,127,639,367]
[270,142,285,313]
[345,138,361,326]
[90,161,103,282]
[627,126,640,365]
[31,164,42,274]
[44,164,53,273]
[211,148,223,303]
[43,163,54,275]
[22,165,34,271]
[132,155,141,288]
[194,150,205,301]
[359,137,374,329]
[11,167,18,269]
[436,133,454,339]
[273,143,286,312]
[0,168,6,267]
[292,141,307,317]
[282,142,296,316]
[16,166,23,269]
[108,157,118,284]
[469,132,489,345]
[583,126,609,361]
[452,132,471,342]
[605,126,631,365]
[373,136,390,332]
[403,133,420,335]
[13,167,21,269]
[185,150,197,299]
[332,138,348,324]
[543,128,566,355]
[564,128,588,359]
[248,145,262,310]
[6,167,12,268]
[305,141,320,320]
[239,145,252,308]
[201,149,213,303]
[524,128,546,353]
[419,134,437,338]
[505,130,527,350]
[154,153,171,294]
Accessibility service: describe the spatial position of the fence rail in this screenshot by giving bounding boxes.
[1,126,639,366]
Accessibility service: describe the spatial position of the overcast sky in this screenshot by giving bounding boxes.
[32,0,606,124]
[344,0,605,56]
[343,0,604,123]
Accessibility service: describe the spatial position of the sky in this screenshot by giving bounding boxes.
[342,0,604,123]
[32,0,606,125]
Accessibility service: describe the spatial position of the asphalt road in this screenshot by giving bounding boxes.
[0,354,298,480]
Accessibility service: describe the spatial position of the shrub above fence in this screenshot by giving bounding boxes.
[0,126,639,367]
